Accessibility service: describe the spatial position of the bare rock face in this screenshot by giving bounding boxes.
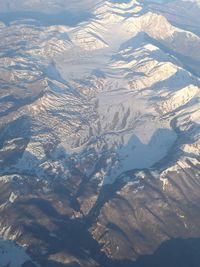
[0,0,200,266]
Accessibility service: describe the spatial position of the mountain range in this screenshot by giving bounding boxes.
[0,0,200,266]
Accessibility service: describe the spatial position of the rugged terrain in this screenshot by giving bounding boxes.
[0,0,200,266]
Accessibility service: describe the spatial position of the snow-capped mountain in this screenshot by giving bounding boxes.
[0,0,200,266]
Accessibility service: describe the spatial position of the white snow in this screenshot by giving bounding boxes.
[9,192,18,204]
[0,0,199,186]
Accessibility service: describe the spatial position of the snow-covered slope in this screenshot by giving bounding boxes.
[0,239,37,267]
[0,0,199,185]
